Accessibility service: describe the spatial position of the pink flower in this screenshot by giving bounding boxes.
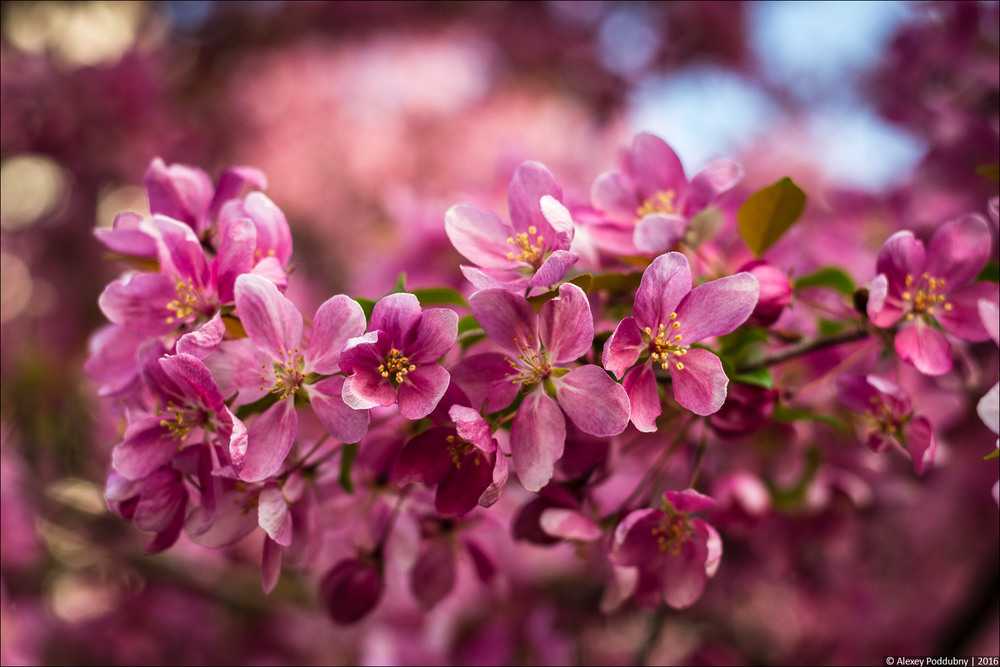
[589,133,742,255]
[452,283,630,491]
[209,274,370,481]
[835,374,936,475]
[603,252,759,429]
[611,489,722,609]
[445,161,578,290]
[867,214,998,375]
[393,405,508,516]
[340,292,458,420]
[738,260,793,327]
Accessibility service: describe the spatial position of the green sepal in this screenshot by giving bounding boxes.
[977,261,999,284]
[234,392,280,421]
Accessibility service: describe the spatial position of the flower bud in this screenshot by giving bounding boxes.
[739,260,792,327]
[320,557,383,625]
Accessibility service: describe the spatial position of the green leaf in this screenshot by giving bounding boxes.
[794,267,856,295]
[410,287,468,308]
[977,261,999,284]
[354,297,376,321]
[392,272,407,293]
[772,404,847,432]
[457,314,481,334]
[590,271,644,293]
[339,442,358,494]
[738,177,807,256]
[731,367,774,390]
[975,164,999,181]
[984,448,999,461]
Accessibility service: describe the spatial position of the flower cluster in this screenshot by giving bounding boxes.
[87,129,999,633]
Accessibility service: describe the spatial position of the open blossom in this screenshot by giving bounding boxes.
[588,132,743,255]
[611,489,722,609]
[394,405,508,516]
[445,161,578,290]
[603,252,759,428]
[208,274,370,481]
[340,292,458,420]
[836,374,936,475]
[452,283,629,491]
[867,214,998,375]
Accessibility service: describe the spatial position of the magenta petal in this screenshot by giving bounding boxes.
[835,373,881,413]
[321,559,383,625]
[510,390,565,492]
[185,490,259,548]
[407,308,459,364]
[258,484,292,547]
[398,364,450,420]
[154,216,210,286]
[99,272,176,335]
[634,252,692,330]
[177,312,226,359]
[903,416,936,475]
[479,451,508,508]
[875,231,926,288]
[669,347,728,416]
[339,331,384,374]
[611,509,661,566]
[539,283,594,364]
[370,292,422,348]
[241,400,297,482]
[895,319,952,376]
[209,166,268,223]
[539,508,602,542]
[227,407,248,470]
[937,282,999,342]
[235,274,303,360]
[684,159,743,214]
[159,353,225,412]
[674,272,760,342]
[634,213,687,254]
[134,469,185,532]
[591,170,640,222]
[144,158,213,233]
[342,365,397,410]
[445,204,516,268]
[867,274,905,327]
[250,256,288,291]
[629,133,686,198]
[204,338,272,406]
[450,405,495,452]
[469,289,539,355]
[623,364,661,432]
[539,195,575,250]
[410,539,456,611]
[603,317,645,379]
[213,217,256,303]
[306,376,370,443]
[94,212,158,258]
[924,214,991,287]
[660,523,709,609]
[555,365,630,437]
[306,295,367,374]
[664,489,716,514]
[238,192,292,266]
[980,300,1000,346]
[394,428,454,486]
[525,249,579,288]
[261,536,283,595]
[437,449,493,516]
[113,417,179,480]
[508,161,562,237]
[460,265,529,290]
[449,352,521,413]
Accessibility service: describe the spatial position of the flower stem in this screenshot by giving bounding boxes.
[736,326,870,373]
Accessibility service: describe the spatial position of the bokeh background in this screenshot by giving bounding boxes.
[1,1,998,664]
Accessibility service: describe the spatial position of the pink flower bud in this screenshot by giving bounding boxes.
[320,557,383,625]
[739,260,792,327]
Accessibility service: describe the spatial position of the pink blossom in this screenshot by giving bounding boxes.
[445,161,579,290]
[589,133,742,255]
[738,260,793,327]
[340,292,458,420]
[867,214,998,375]
[453,283,629,491]
[208,274,370,481]
[611,489,722,609]
[835,374,936,475]
[603,252,759,428]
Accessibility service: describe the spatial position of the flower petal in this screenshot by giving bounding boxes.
[510,390,565,492]
[937,282,999,342]
[144,158,213,234]
[508,161,563,239]
[674,272,759,343]
[603,317,645,379]
[99,272,177,336]
[634,213,687,254]
[555,365,630,437]
[112,416,179,480]
[924,214,991,287]
[875,230,926,288]
[683,159,743,214]
[306,295,367,374]
[525,249,579,288]
[240,400,297,482]
[867,273,905,327]
[539,283,594,364]
[407,307,459,364]
[539,195,575,250]
[623,363,661,432]
[261,536,283,595]
[342,365,397,410]
[397,363,450,420]
[212,217,256,304]
[449,352,521,413]
[394,427,454,486]
[176,311,226,359]
[234,274,303,360]
[669,347,728,416]
[468,289,539,355]
[979,299,1000,346]
[445,204,516,268]
[410,539,456,611]
[306,376,371,443]
[539,508,603,542]
[159,353,225,412]
[591,170,639,222]
[894,319,952,376]
[258,484,292,547]
[634,252,692,331]
[628,133,686,199]
[370,292,421,350]
[903,416,936,476]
